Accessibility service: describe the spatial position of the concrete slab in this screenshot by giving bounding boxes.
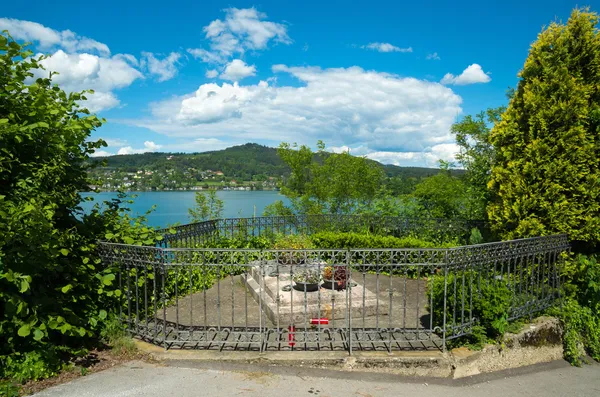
[244,261,389,325]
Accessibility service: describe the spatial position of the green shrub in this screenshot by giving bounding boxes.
[273,234,314,250]
[0,33,123,382]
[559,299,600,366]
[469,228,484,245]
[558,254,600,365]
[100,317,137,357]
[428,271,512,346]
[309,231,451,249]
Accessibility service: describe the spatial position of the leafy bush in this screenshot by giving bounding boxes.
[0,33,116,382]
[309,231,451,249]
[100,317,137,357]
[188,190,224,223]
[469,228,484,245]
[559,299,600,366]
[558,254,600,365]
[428,271,512,347]
[273,234,314,250]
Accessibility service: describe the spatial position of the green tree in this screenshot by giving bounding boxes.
[276,141,384,215]
[188,190,224,222]
[0,32,115,379]
[452,107,504,219]
[412,161,468,219]
[488,9,600,249]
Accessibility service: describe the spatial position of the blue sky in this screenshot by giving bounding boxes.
[1,0,594,166]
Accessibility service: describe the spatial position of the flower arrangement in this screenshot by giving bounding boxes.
[292,269,321,284]
[322,265,349,289]
[292,269,321,292]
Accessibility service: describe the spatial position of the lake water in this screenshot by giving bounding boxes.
[80,191,290,228]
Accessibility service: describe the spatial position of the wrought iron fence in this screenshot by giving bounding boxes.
[98,225,569,354]
[159,215,491,247]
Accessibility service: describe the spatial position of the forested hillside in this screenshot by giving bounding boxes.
[92,143,457,180]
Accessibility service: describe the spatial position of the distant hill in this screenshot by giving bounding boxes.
[92,143,460,180]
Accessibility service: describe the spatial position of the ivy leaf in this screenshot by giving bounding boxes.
[102,273,116,286]
[60,248,69,256]
[98,310,107,320]
[33,329,44,341]
[18,324,31,337]
[20,279,30,293]
[61,284,72,293]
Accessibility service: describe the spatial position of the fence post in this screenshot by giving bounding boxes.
[347,248,352,356]
[162,248,168,351]
[442,250,449,353]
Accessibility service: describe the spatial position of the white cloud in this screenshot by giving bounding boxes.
[114,53,139,66]
[117,141,162,155]
[365,143,460,167]
[0,18,110,55]
[163,138,233,152]
[441,64,491,85]
[188,7,290,65]
[90,150,114,157]
[187,48,225,64]
[0,19,147,112]
[362,42,412,53]
[205,69,219,78]
[104,138,129,147]
[220,59,256,81]
[83,92,120,112]
[36,50,143,111]
[141,52,182,82]
[426,52,441,61]
[125,64,463,166]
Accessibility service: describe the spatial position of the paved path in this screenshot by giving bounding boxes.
[34,359,600,397]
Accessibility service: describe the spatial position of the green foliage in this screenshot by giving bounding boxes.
[559,299,600,366]
[273,234,314,250]
[0,34,166,383]
[0,380,21,397]
[558,254,600,365]
[0,32,113,381]
[99,317,138,357]
[262,199,295,216]
[188,190,224,222]
[429,271,512,346]
[452,107,505,219]
[469,228,484,245]
[277,141,385,215]
[488,9,600,249]
[355,189,422,218]
[0,349,71,383]
[412,162,469,219]
[309,231,453,249]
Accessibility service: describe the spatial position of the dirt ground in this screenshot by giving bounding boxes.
[162,272,431,330]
